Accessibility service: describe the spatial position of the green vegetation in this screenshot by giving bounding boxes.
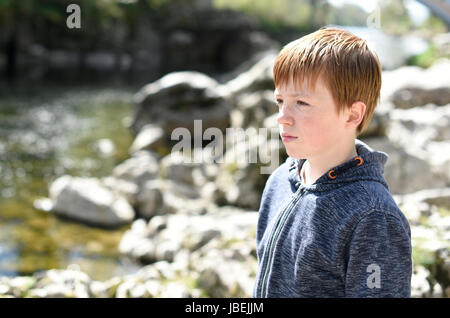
[407,44,442,68]
[413,243,437,268]
[213,0,368,37]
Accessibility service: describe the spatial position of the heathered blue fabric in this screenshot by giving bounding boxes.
[252,138,412,298]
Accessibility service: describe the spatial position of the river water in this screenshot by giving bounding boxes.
[0,81,144,281]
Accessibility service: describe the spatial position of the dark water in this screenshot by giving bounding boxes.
[0,80,145,281]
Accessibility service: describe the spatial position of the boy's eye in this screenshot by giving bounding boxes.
[275,99,309,107]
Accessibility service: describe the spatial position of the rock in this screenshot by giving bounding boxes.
[91,138,116,157]
[0,207,258,298]
[218,51,276,99]
[136,179,166,219]
[29,268,91,298]
[158,282,191,298]
[381,59,450,105]
[49,175,135,228]
[115,277,152,298]
[33,197,54,212]
[215,128,283,209]
[0,276,35,298]
[230,90,278,128]
[394,187,450,208]
[131,71,230,141]
[391,87,450,109]
[411,224,448,252]
[119,207,257,265]
[191,231,257,297]
[429,248,450,294]
[358,105,391,138]
[111,150,160,188]
[361,137,447,194]
[387,104,450,151]
[411,266,432,298]
[112,261,193,298]
[425,141,450,185]
[89,277,123,298]
[101,176,139,207]
[432,32,450,56]
[160,151,206,187]
[158,1,278,74]
[128,124,165,155]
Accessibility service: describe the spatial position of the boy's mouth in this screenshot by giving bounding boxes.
[281,132,298,142]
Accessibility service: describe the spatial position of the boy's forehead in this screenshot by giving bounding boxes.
[274,75,328,97]
[274,85,312,97]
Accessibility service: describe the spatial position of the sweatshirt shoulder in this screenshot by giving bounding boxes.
[356,180,410,232]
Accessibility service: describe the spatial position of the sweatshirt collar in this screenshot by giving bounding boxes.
[287,138,389,192]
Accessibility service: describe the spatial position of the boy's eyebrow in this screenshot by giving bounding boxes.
[274,92,311,97]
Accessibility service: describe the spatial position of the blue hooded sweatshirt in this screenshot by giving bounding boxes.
[252,138,412,298]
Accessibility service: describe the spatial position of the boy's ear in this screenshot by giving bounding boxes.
[346,101,366,128]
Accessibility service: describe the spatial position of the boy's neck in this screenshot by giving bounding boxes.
[300,139,358,186]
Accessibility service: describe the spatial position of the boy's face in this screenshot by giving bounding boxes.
[275,75,351,160]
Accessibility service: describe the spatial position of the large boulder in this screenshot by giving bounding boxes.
[391,87,450,109]
[381,59,450,105]
[49,175,135,228]
[385,104,450,185]
[131,72,231,157]
[362,137,447,194]
[132,71,229,133]
[218,51,277,101]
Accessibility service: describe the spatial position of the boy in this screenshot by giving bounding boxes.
[252,27,412,298]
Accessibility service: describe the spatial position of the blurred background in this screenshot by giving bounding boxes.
[0,0,449,298]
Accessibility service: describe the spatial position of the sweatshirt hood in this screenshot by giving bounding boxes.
[287,138,389,192]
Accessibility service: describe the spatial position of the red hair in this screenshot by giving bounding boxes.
[273,27,382,135]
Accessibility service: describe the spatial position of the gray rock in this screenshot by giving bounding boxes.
[119,207,257,265]
[218,51,276,99]
[131,71,230,140]
[362,137,447,194]
[391,87,450,109]
[101,176,139,207]
[381,59,450,105]
[128,124,165,155]
[136,179,166,219]
[29,268,91,298]
[387,104,450,150]
[429,248,450,294]
[411,266,433,298]
[112,150,159,188]
[216,128,283,209]
[49,175,135,228]
[231,90,278,128]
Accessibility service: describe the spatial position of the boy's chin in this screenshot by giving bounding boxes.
[285,147,305,160]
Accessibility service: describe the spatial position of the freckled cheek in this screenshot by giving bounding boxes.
[298,115,335,147]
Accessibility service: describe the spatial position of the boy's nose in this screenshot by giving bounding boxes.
[277,108,293,126]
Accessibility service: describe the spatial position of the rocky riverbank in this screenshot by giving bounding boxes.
[2,51,450,298]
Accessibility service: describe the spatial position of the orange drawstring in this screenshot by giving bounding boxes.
[328,156,364,180]
[328,169,337,179]
[354,156,363,166]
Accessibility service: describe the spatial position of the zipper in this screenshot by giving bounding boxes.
[257,186,305,297]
